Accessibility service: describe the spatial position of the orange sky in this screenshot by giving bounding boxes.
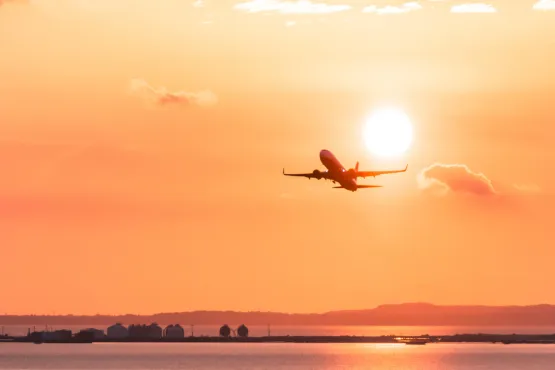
[0,0,554,315]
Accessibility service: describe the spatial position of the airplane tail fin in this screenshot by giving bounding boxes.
[355,161,359,172]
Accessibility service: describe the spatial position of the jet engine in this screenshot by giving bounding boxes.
[312,169,322,179]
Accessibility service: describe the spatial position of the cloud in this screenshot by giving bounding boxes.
[233,0,351,14]
[418,163,497,196]
[533,0,555,10]
[363,2,423,14]
[451,3,497,13]
[130,79,218,108]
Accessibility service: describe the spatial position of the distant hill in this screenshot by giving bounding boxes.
[3,303,555,326]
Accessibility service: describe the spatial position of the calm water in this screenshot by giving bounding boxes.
[1,342,555,369]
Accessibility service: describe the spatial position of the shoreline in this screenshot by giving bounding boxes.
[5,334,555,345]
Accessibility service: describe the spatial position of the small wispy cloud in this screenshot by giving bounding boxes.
[418,163,497,196]
[192,0,205,8]
[234,0,351,14]
[513,183,541,193]
[363,2,423,15]
[130,79,218,108]
[533,0,555,10]
[451,3,497,13]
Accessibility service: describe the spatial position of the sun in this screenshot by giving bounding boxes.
[363,108,413,157]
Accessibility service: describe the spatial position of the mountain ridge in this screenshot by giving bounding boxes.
[4,303,555,326]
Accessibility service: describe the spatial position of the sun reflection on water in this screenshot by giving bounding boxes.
[359,343,407,349]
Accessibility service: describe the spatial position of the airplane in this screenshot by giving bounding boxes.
[283,149,408,192]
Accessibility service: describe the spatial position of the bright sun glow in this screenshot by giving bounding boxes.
[363,108,413,157]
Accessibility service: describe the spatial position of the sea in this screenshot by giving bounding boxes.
[3,326,555,369]
[1,342,555,369]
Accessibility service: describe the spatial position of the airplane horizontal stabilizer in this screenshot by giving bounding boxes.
[356,185,382,189]
[333,185,382,189]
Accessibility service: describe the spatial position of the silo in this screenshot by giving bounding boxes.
[219,324,231,338]
[148,323,163,339]
[237,324,249,338]
[107,323,128,339]
[164,324,185,339]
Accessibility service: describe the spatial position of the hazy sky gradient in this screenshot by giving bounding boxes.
[0,0,553,315]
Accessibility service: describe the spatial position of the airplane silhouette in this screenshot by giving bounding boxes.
[283,149,407,192]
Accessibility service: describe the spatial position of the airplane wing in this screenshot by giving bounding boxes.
[282,168,330,180]
[356,164,408,178]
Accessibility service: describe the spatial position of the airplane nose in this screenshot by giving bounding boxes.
[319,149,329,160]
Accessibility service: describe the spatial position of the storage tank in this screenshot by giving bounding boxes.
[148,323,163,339]
[107,323,128,339]
[164,324,185,339]
[237,324,249,338]
[219,324,231,338]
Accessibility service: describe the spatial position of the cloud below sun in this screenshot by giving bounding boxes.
[418,163,497,196]
[418,163,542,198]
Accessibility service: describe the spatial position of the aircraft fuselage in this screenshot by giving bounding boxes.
[319,149,358,191]
[283,149,406,191]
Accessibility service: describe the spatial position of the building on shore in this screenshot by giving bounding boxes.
[164,324,185,339]
[45,330,72,341]
[29,329,72,342]
[80,328,105,340]
[107,323,128,339]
